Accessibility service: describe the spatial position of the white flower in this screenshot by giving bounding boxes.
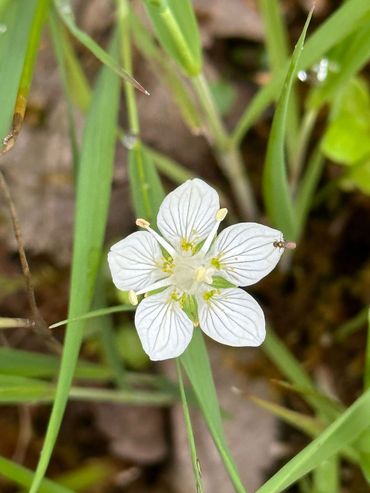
[108,179,293,361]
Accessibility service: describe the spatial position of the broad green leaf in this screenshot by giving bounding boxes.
[344,158,370,195]
[0,0,38,140]
[141,0,202,76]
[321,77,370,165]
[181,330,246,493]
[53,0,148,94]
[263,12,312,239]
[256,387,370,493]
[0,455,72,493]
[29,33,120,493]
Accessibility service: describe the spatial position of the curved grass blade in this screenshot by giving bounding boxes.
[0,0,48,153]
[54,0,148,94]
[29,33,120,493]
[49,304,134,329]
[0,456,72,493]
[262,11,313,239]
[256,388,370,492]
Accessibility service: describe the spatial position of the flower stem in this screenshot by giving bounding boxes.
[191,73,258,219]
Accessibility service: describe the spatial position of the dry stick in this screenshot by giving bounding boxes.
[0,170,62,354]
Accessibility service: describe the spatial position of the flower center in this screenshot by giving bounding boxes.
[172,253,213,294]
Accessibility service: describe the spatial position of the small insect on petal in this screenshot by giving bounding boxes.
[273,240,296,250]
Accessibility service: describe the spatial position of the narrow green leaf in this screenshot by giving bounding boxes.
[49,304,134,328]
[365,309,370,390]
[256,388,370,493]
[0,456,72,493]
[54,0,148,94]
[0,0,38,141]
[176,360,204,493]
[232,0,370,144]
[29,34,120,493]
[262,12,312,239]
[181,330,247,493]
[142,0,202,76]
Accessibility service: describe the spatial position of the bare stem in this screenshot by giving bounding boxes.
[0,170,62,353]
[191,73,258,220]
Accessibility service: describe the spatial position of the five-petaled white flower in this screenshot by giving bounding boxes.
[108,179,293,361]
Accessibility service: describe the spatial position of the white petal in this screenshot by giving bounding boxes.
[197,288,265,347]
[157,179,220,251]
[135,288,194,360]
[108,231,166,292]
[212,223,284,286]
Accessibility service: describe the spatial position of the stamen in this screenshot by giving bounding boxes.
[195,266,206,282]
[136,218,176,256]
[135,277,173,296]
[200,208,228,254]
[128,290,138,306]
[273,240,297,250]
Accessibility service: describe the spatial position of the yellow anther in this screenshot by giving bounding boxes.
[136,218,150,228]
[216,208,228,221]
[128,290,138,306]
[195,266,206,282]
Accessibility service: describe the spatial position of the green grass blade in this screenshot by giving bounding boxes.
[262,12,312,239]
[0,347,111,380]
[0,0,38,142]
[295,146,325,239]
[29,33,120,493]
[232,0,370,144]
[312,457,339,493]
[49,304,134,328]
[176,360,204,493]
[0,456,72,493]
[142,0,202,76]
[54,0,148,94]
[256,388,370,493]
[181,330,247,493]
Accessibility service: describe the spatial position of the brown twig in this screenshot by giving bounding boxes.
[0,169,62,353]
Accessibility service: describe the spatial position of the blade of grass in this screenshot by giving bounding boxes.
[1,0,49,153]
[259,0,299,164]
[29,32,120,493]
[49,304,134,329]
[176,360,204,493]
[181,330,247,493]
[262,11,312,239]
[232,0,370,145]
[334,307,369,341]
[54,0,148,94]
[312,457,339,493]
[365,309,370,390]
[256,387,370,493]
[0,0,38,140]
[0,456,72,493]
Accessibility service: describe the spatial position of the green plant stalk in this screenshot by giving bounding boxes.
[259,0,300,168]
[176,360,204,493]
[291,109,318,192]
[1,0,50,153]
[191,73,258,220]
